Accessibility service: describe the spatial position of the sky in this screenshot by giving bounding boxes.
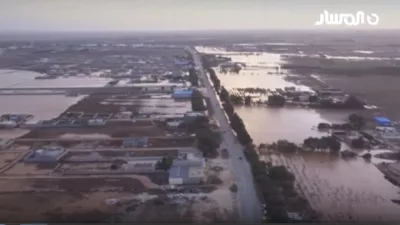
[0,0,399,31]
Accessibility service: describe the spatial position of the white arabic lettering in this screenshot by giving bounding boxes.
[367,13,379,25]
[315,10,379,26]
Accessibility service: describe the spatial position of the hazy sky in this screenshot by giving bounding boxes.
[0,0,398,31]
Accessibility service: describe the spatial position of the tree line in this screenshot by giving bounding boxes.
[201,55,317,222]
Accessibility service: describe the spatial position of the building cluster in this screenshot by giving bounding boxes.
[168,151,206,185]
[164,111,208,131]
[374,117,400,139]
[0,114,33,129]
[24,146,68,163]
[22,144,206,185]
[21,112,113,129]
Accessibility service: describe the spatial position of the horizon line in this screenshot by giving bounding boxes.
[1,28,400,34]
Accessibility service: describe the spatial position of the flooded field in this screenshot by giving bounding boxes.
[197,46,400,221]
[235,106,348,144]
[0,69,110,88]
[0,95,84,120]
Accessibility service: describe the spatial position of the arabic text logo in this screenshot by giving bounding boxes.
[315,10,379,26]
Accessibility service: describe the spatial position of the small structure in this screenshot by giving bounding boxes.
[114,111,133,120]
[24,147,68,163]
[344,131,362,143]
[374,117,392,127]
[122,137,149,148]
[317,88,343,96]
[184,111,208,124]
[376,127,400,139]
[121,158,160,172]
[20,119,42,128]
[168,154,206,185]
[173,89,193,99]
[166,120,184,129]
[0,114,33,124]
[88,118,106,126]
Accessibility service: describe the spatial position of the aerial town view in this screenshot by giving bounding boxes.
[1,0,400,223]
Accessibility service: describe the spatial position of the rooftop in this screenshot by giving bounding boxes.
[169,165,189,179]
[374,117,392,124]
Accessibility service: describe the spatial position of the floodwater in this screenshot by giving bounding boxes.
[196,46,400,221]
[236,106,347,144]
[0,69,110,138]
[0,95,83,120]
[0,69,111,88]
[0,69,107,120]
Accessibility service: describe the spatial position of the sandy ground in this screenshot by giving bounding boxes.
[202,152,238,220]
[3,162,56,175]
[0,152,21,169]
[0,176,154,222]
[119,192,237,223]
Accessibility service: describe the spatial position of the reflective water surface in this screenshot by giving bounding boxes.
[197,46,400,221]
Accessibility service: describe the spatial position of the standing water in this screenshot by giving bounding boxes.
[196,46,400,221]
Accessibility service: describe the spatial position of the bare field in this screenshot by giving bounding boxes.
[3,162,56,175]
[130,193,237,223]
[0,152,22,169]
[0,191,126,222]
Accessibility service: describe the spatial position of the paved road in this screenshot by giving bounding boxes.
[187,47,262,222]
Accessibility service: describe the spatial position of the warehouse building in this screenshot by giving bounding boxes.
[172,89,193,99]
[122,137,149,148]
[24,147,68,163]
[168,153,206,185]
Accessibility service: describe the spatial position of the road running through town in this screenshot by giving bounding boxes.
[187,47,262,222]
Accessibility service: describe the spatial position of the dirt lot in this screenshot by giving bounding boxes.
[0,175,236,223]
[0,176,156,222]
[128,194,237,223]
[3,162,56,176]
[0,152,21,170]
[0,191,130,222]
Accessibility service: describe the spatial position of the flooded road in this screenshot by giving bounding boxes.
[196,46,400,221]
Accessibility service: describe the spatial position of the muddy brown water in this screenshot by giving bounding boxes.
[197,46,400,221]
[0,69,108,124]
